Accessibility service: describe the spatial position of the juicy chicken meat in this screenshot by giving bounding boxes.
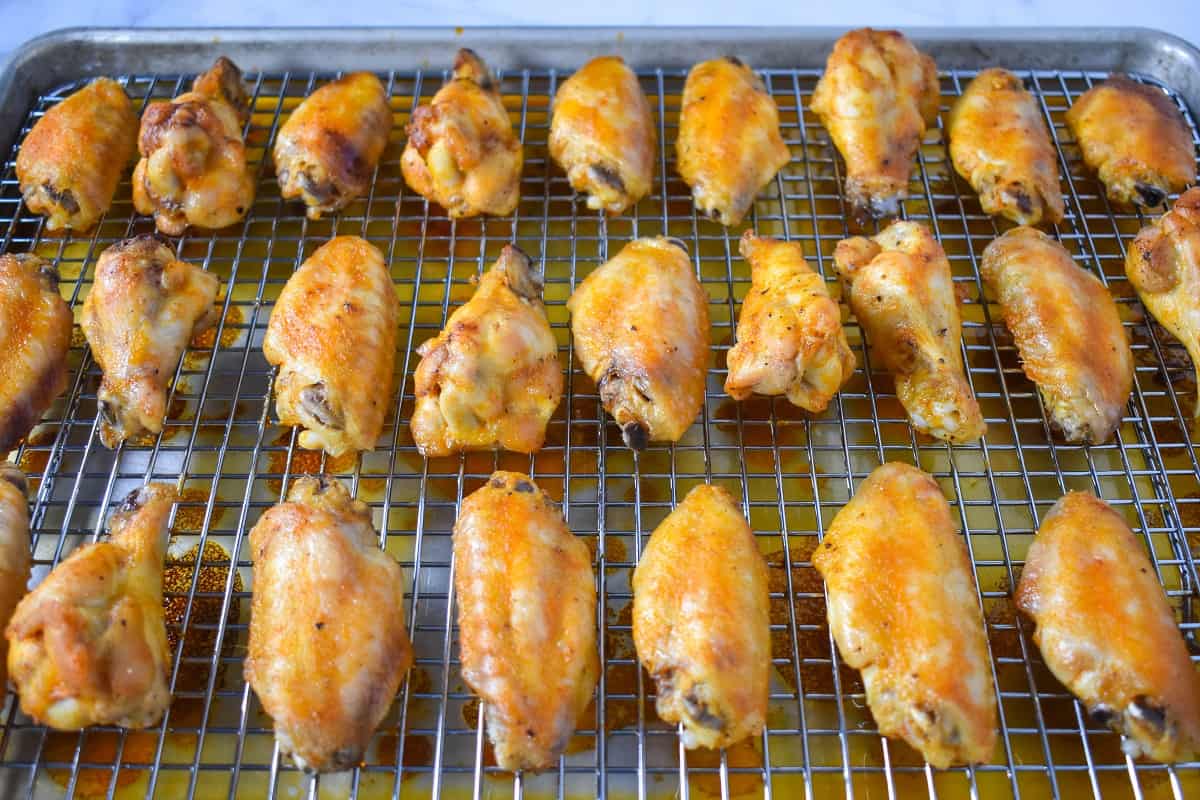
[5,483,176,730]
[725,232,856,411]
[567,237,710,449]
[810,29,939,222]
[0,254,73,453]
[833,221,986,444]
[274,72,393,219]
[453,471,598,771]
[1016,492,1200,763]
[16,78,137,232]
[549,55,656,214]
[132,57,255,235]
[676,57,790,226]
[411,246,561,457]
[632,484,769,749]
[0,467,31,690]
[401,49,522,218]
[813,462,997,767]
[246,476,413,772]
[1066,75,1196,208]
[947,68,1065,226]
[982,226,1132,443]
[81,236,219,448]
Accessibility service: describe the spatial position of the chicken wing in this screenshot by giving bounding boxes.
[0,467,31,690]
[246,475,412,772]
[1066,75,1196,208]
[16,78,137,232]
[264,236,398,457]
[274,72,392,220]
[810,28,940,222]
[566,237,709,449]
[549,55,655,214]
[725,232,855,412]
[5,483,175,730]
[411,245,561,457]
[453,471,597,771]
[632,484,769,749]
[813,462,997,767]
[0,254,73,453]
[132,57,255,235]
[1016,492,1200,762]
[833,221,986,443]
[401,49,522,218]
[946,68,1065,226]
[81,236,219,448]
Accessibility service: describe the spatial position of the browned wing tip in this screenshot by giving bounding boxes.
[620,421,648,451]
[193,56,249,122]
[497,244,542,301]
[453,48,494,91]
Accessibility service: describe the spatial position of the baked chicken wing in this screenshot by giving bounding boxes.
[16,78,137,232]
[5,483,176,730]
[813,462,997,767]
[1016,492,1200,762]
[566,237,709,449]
[453,471,597,771]
[676,57,790,226]
[0,467,31,690]
[274,72,392,219]
[833,221,986,443]
[246,475,413,773]
[947,68,1065,226]
[411,245,561,457]
[1065,75,1196,208]
[264,236,398,457]
[132,57,255,235]
[549,55,655,214]
[401,49,522,218]
[810,28,939,222]
[81,236,220,448]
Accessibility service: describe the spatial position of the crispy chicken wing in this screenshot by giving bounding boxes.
[81,236,219,448]
[811,29,939,222]
[567,237,709,449]
[411,246,561,457]
[947,68,1065,226]
[246,475,412,772]
[676,57,790,226]
[1016,492,1200,762]
[5,483,175,730]
[453,471,597,771]
[16,78,137,232]
[0,467,31,690]
[813,462,997,767]
[833,221,985,443]
[401,49,522,218]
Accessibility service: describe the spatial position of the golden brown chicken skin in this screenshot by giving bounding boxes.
[132,57,255,235]
[274,72,392,220]
[264,236,398,457]
[1016,492,1200,763]
[411,246,561,457]
[0,254,73,453]
[632,484,769,749]
[453,472,597,771]
[811,29,940,222]
[814,462,997,767]
[676,57,790,227]
[947,68,1065,226]
[401,49,522,218]
[834,221,986,444]
[0,467,31,690]
[246,475,412,773]
[16,78,137,232]
[549,55,656,214]
[982,227,1132,443]
[567,237,710,449]
[81,236,219,448]
[6,483,176,730]
[1066,75,1196,209]
[725,232,856,412]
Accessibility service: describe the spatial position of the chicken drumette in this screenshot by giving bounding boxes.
[0,467,31,690]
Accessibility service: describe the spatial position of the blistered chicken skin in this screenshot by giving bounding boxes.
[0,467,31,690]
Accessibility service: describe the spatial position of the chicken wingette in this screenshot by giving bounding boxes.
[0,467,31,691]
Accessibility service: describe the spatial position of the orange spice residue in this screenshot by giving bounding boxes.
[185,305,245,369]
[265,430,358,494]
[163,541,243,696]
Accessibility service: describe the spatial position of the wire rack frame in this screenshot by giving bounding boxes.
[0,59,1196,800]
